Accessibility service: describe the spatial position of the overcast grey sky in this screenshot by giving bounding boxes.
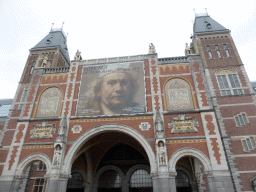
[0,0,256,99]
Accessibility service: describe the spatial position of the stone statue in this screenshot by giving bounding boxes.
[159,152,166,164]
[53,144,61,166]
[41,56,48,67]
[148,43,156,54]
[74,50,82,60]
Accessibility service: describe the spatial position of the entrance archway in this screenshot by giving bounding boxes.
[63,124,156,175]
[65,125,156,192]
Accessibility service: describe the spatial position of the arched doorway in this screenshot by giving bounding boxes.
[66,130,154,192]
[175,157,202,192]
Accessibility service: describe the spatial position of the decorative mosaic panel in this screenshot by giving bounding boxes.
[165,78,194,111]
[30,122,56,139]
[168,114,198,133]
[36,87,62,117]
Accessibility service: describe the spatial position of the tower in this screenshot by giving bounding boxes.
[191,13,256,191]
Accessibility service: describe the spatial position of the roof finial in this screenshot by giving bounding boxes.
[62,21,65,29]
[205,8,208,15]
[193,8,196,16]
[51,22,55,31]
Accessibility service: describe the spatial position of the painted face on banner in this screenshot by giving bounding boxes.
[98,72,131,108]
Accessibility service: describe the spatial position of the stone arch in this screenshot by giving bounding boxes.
[63,124,157,174]
[169,148,212,173]
[15,153,52,176]
[164,78,194,111]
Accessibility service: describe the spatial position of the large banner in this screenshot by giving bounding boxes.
[77,62,146,116]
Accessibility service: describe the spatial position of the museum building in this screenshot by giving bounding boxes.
[0,13,256,192]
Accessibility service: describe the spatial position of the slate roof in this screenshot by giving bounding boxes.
[194,15,229,34]
[31,29,70,61]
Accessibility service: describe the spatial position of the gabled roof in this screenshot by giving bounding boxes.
[31,29,70,61]
[193,14,229,35]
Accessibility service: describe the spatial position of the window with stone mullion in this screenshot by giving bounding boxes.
[217,73,242,96]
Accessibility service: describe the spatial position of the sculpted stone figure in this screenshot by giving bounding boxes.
[53,144,61,166]
[41,56,48,67]
[74,50,82,60]
[148,43,156,54]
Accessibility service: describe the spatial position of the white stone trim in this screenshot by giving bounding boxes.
[15,153,52,176]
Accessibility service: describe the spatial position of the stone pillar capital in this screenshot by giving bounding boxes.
[204,171,214,177]
[13,175,25,181]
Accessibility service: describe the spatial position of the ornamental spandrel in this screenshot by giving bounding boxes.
[168,114,198,133]
[30,122,56,139]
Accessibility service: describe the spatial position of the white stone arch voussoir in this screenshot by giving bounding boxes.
[169,148,212,173]
[63,124,156,173]
[16,153,52,176]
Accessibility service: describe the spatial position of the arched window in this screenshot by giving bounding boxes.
[98,170,121,189]
[130,169,153,191]
[165,78,194,111]
[36,87,62,117]
[67,172,84,191]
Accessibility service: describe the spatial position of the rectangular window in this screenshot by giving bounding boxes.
[206,46,213,59]
[21,89,28,102]
[217,50,222,58]
[30,66,34,74]
[217,73,243,96]
[33,179,45,192]
[215,45,219,50]
[235,113,249,127]
[223,44,231,57]
[242,137,256,152]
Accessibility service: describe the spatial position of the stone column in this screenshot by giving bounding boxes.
[122,175,129,192]
[44,174,70,192]
[205,171,217,192]
[85,150,93,192]
[152,172,176,192]
[11,175,24,192]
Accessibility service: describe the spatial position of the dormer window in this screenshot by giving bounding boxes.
[46,39,51,44]
[206,23,211,29]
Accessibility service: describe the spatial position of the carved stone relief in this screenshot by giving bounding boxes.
[165,78,194,111]
[168,114,198,133]
[30,121,56,139]
[36,87,62,117]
